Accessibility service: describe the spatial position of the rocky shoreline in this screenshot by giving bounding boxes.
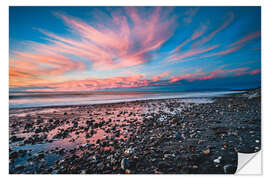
[9,89,261,174]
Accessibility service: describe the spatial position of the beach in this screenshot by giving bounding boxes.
[9,89,261,174]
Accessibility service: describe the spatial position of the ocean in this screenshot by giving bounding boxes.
[9,91,243,109]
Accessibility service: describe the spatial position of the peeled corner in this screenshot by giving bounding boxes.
[236,151,262,175]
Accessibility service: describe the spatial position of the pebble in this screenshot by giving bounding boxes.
[125,169,131,174]
[223,164,235,174]
[121,158,130,170]
[202,148,210,155]
[213,156,222,164]
[124,148,135,156]
[9,89,261,174]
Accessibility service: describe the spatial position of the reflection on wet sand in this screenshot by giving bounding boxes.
[9,91,261,174]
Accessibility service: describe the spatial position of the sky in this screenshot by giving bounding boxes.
[9,6,261,92]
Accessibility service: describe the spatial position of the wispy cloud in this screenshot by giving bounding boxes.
[167,45,219,62]
[152,71,171,82]
[170,67,249,83]
[48,8,175,70]
[203,44,243,58]
[170,24,207,53]
[183,8,199,24]
[9,7,261,91]
[10,7,176,88]
[230,31,261,46]
[192,12,234,47]
[24,72,172,91]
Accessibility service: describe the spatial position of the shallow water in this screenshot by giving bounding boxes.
[9,91,243,109]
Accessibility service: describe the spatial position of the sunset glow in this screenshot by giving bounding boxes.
[9,7,261,92]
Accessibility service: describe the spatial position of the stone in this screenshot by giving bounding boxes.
[121,158,130,170]
[164,154,175,159]
[158,161,169,170]
[124,148,135,156]
[125,169,131,174]
[14,165,24,171]
[175,132,181,140]
[10,151,18,160]
[223,164,235,174]
[213,156,222,164]
[202,148,210,155]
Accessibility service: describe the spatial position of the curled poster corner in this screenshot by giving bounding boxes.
[236,151,262,174]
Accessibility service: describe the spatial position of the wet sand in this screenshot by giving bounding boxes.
[9,89,261,174]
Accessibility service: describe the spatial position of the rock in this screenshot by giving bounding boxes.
[121,158,130,170]
[202,148,210,155]
[223,164,235,174]
[107,155,117,164]
[124,148,135,156]
[10,136,25,143]
[125,169,131,174]
[158,161,169,170]
[14,165,24,171]
[52,170,59,174]
[18,149,27,157]
[197,140,204,144]
[10,151,18,160]
[180,166,190,173]
[175,132,181,140]
[164,154,175,159]
[81,170,86,174]
[213,156,222,164]
[97,162,104,169]
[248,93,259,99]
[189,154,201,162]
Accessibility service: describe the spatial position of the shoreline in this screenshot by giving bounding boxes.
[9,89,261,174]
[9,90,245,110]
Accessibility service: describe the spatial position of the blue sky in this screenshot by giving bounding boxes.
[9,6,261,92]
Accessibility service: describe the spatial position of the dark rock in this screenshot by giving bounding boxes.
[121,158,130,170]
[223,164,235,174]
[10,151,18,160]
[14,165,24,171]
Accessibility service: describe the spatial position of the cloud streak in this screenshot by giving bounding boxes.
[9,7,261,92]
[10,7,176,88]
[192,12,234,47]
[230,31,261,47]
[170,67,249,83]
[167,45,219,62]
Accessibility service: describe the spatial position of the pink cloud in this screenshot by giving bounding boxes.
[250,69,261,74]
[169,72,205,83]
[192,12,234,47]
[169,67,249,83]
[183,8,199,24]
[235,69,261,76]
[195,67,249,80]
[168,45,219,62]
[171,24,207,53]
[9,50,86,88]
[152,71,171,82]
[230,31,261,46]
[203,44,243,58]
[43,8,175,70]
[18,71,173,91]
[31,74,152,91]
[10,7,176,88]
